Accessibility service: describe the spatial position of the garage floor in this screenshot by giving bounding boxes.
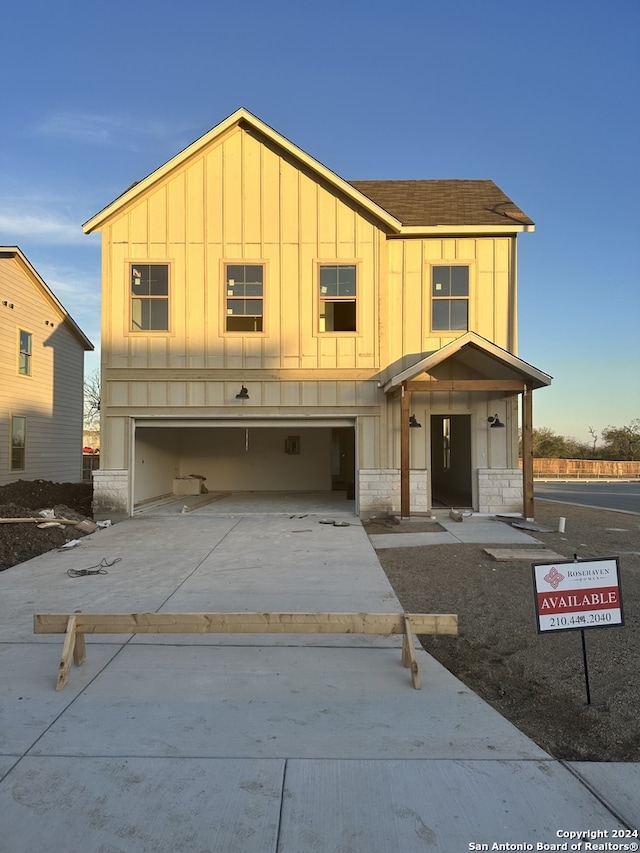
[135,489,357,517]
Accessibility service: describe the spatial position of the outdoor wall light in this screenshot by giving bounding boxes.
[487,414,505,428]
[235,385,249,400]
[409,414,422,428]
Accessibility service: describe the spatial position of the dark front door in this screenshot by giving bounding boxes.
[430,414,472,508]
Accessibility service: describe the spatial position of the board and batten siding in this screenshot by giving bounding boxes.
[0,254,86,484]
[385,235,516,362]
[102,124,384,373]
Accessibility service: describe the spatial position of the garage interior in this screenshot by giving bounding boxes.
[133,422,356,510]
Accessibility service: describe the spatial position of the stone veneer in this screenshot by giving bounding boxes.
[358,468,428,516]
[92,469,129,517]
[477,468,523,514]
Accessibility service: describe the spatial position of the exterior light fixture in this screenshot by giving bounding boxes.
[235,385,249,400]
[487,414,505,428]
[409,414,422,428]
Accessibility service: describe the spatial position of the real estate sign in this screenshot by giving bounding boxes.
[532,557,624,634]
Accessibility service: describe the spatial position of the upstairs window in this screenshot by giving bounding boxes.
[131,264,169,331]
[431,265,469,331]
[11,415,26,471]
[18,330,32,375]
[225,264,264,332]
[319,265,357,332]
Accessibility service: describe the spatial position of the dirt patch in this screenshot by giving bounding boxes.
[366,501,640,761]
[0,480,94,572]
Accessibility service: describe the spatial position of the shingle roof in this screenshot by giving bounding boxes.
[348,180,534,228]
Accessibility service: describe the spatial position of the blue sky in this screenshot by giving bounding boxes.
[1,0,638,443]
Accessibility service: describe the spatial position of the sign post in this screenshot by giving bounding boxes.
[532,556,624,704]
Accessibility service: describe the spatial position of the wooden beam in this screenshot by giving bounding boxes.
[403,613,420,689]
[0,517,77,525]
[400,383,410,517]
[34,612,458,636]
[406,380,524,392]
[522,381,534,519]
[56,615,77,690]
[35,611,459,691]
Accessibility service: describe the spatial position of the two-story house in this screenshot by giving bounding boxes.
[0,247,93,485]
[83,109,551,519]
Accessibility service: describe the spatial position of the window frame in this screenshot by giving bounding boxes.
[10,415,26,472]
[222,261,267,335]
[429,263,471,333]
[18,329,33,376]
[316,261,359,335]
[129,262,171,333]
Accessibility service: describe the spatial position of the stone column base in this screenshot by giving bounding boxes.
[92,469,129,518]
[477,468,523,514]
[358,468,428,516]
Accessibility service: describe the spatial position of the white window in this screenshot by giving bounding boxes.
[11,416,26,471]
[131,264,169,331]
[319,265,356,332]
[19,330,32,375]
[431,266,469,331]
[225,264,264,332]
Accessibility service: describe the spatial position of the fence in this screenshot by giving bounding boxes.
[520,459,640,479]
[82,454,100,483]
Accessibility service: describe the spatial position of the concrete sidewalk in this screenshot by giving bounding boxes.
[1,507,638,851]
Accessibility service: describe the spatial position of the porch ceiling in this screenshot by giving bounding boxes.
[381,332,552,393]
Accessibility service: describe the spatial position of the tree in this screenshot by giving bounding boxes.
[83,369,101,431]
[600,419,640,461]
[530,428,570,458]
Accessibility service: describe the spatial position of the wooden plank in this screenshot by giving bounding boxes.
[0,518,77,525]
[73,609,86,665]
[484,548,566,562]
[56,615,77,691]
[403,613,420,689]
[34,612,458,636]
[406,380,523,392]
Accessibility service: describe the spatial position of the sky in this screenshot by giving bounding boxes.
[1,0,638,443]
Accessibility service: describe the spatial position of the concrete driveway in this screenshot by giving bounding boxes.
[1,502,638,851]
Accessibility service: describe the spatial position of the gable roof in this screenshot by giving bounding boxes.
[381,332,551,392]
[0,247,94,351]
[349,180,534,229]
[83,108,533,236]
[83,108,402,234]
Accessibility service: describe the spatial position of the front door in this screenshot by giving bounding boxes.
[430,414,472,508]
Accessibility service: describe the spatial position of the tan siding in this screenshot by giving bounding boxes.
[0,255,86,484]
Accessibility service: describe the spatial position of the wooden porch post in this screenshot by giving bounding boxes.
[400,383,410,518]
[522,381,534,519]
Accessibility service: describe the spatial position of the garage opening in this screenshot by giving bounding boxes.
[133,421,355,508]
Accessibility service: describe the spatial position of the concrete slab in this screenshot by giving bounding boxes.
[30,645,546,761]
[0,757,284,853]
[0,643,123,754]
[279,759,629,851]
[439,517,542,544]
[484,547,566,561]
[568,762,640,827]
[370,517,543,548]
[1,507,635,850]
[370,531,459,548]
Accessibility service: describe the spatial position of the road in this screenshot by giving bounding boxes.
[534,480,640,514]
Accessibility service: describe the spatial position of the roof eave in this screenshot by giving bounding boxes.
[2,247,94,351]
[396,224,535,236]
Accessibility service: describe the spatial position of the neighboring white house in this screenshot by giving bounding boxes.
[83,108,551,518]
[0,247,94,485]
